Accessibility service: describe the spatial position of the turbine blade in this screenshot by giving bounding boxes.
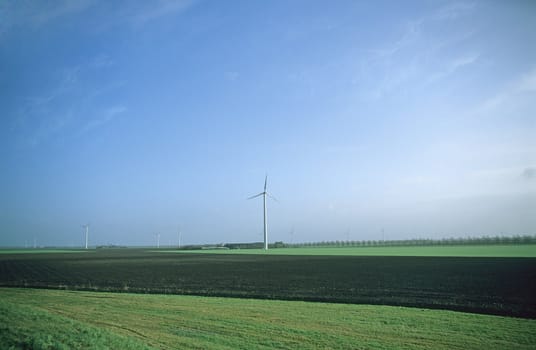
[264,175,267,191]
[247,193,264,200]
[267,193,279,202]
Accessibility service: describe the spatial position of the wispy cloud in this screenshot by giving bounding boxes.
[1,0,195,39]
[426,52,480,84]
[9,66,81,146]
[9,54,125,147]
[0,0,93,38]
[16,110,75,148]
[368,20,422,60]
[369,2,475,61]
[476,67,536,114]
[362,2,478,100]
[129,0,194,24]
[91,53,114,69]
[450,53,479,70]
[433,2,476,21]
[28,66,82,106]
[81,105,126,134]
[27,0,94,26]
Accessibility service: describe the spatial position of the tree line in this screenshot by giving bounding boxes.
[177,234,536,250]
[285,234,536,248]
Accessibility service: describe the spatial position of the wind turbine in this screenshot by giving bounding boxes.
[156,233,161,249]
[82,224,89,249]
[248,175,277,250]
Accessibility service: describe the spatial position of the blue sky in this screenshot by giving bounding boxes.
[1,0,535,247]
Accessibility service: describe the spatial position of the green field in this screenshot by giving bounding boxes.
[2,244,534,257]
[1,288,535,350]
[1,248,535,317]
[158,244,536,257]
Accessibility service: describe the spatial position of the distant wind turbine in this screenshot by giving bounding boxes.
[156,233,160,249]
[248,175,277,250]
[82,224,89,249]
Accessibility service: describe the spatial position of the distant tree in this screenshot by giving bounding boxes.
[271,241,286,248]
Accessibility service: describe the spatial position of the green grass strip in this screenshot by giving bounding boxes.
[0,293,153,349]
[1,288,535,349]
[154,244,536,257]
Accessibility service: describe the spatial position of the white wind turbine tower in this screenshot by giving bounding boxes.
[82,224,89,249]
[248,175,277,250]
[156,233,161,249]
